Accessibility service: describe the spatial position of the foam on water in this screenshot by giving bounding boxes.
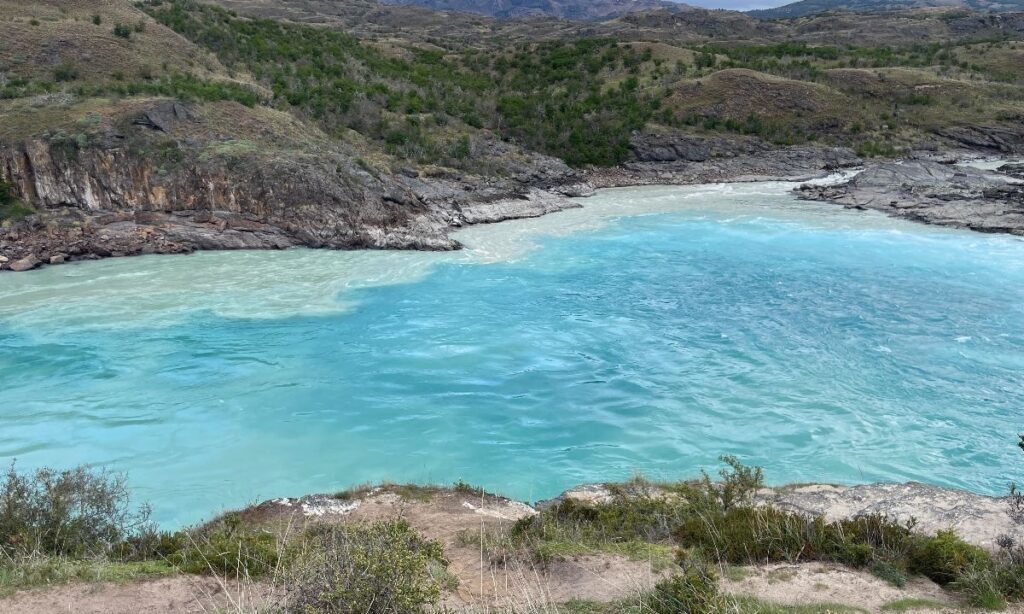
[1,181,1022,526]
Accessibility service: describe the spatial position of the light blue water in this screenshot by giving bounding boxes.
[1,182,1023,526]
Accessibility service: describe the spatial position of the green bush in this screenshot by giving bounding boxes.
[673,454,764,514]
[908,530,990,585]
[53,63,79,82]
[92,14,102,25]
[674,506,918,569]
[284,520,449,613]
[514,492,687,547]
[870,560,907,587]
[955,565,1008,610]
[112,23,132,39]
[649,560,727,614]
[163,513,280,578]
[0,463,153,557]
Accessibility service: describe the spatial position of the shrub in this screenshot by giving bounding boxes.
[92,14,102,25]
[0,463,153,557]
[0,178,13,205]
[112,23,132,39]
[649,560,727,614]
[162,512,279,578]
[908,530,990,585]
[284,520,449,613]
[955,565,1008,610]
[870,560,908,587]
[53,63,79,82]
[674,506,916,569]
[515,493,686,547]
[674,455,764,514]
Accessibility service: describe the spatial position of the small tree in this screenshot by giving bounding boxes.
[1009,435,1024,525]
[112,23,131,39]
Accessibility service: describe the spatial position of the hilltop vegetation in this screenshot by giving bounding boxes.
[1,0,1023,173]
[749,0,1024,20]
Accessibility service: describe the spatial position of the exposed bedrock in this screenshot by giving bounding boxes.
[0,103,587,271]
[796,159,1024,235]
[587,132,862,187]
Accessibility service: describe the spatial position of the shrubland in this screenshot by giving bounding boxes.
[4,0,1022,173]
[4,454,1024,611]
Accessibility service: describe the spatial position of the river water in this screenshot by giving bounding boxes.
[1,180,1022,526]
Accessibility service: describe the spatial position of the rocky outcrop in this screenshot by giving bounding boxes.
[587,133,860,188]
[1000,162,1024,179]
[796,160,1024,235]
[935,124,1024,154]
[546,481,1020,550]
[764,482,1020,550]
[0,101,588,271]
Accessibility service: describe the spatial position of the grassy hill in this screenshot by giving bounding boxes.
[1,0,1023,176]
[749,0,1024,20]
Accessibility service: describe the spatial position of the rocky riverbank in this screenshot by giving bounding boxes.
[0,100,593,273]
[586,134,862,188]
[270,479,1019,551]
[0,474,1019,614]
[796,159,1024,236]
[4,104,1024,275]
[0,125,866,273]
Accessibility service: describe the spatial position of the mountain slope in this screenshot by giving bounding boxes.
[749,0,1024,19]
[376,0,685,20]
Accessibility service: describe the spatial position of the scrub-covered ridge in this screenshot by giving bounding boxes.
[3,457,1024,613]
[2,0,1024,270]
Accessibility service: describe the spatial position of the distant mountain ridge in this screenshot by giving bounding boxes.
[376,0,687,20]
[749,0,1024,20]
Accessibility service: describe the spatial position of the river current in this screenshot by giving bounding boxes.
[1,180,1022,526]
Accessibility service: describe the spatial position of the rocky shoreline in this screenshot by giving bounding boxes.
[3,107,1024,274]
[263,479,1018,551]
[796,159,1024,236]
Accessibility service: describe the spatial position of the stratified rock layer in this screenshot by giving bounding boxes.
[796,160,1024,235]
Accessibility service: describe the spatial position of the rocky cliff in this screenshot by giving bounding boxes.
[0,100,588,272]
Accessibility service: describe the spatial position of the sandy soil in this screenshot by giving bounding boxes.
[0,576,277,614]
[722,562,954,613]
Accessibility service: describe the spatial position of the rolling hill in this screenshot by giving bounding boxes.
[376,0,686,19]
[749,0,1024,20]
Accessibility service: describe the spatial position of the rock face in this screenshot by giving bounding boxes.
[796,160,1024,235]
[588,133,861,188]
[0,102,588,271]
[935,124,1024,154]
[1000,162,1024,179]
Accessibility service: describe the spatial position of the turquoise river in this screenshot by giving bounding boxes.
[1,180,1023,526]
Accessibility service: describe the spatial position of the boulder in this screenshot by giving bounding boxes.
[9,254,41,272]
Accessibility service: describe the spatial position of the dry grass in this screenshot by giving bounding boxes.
[668,68,860,127]
[0,0,242,85]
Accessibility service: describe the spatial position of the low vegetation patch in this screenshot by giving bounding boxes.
[0,180,32,223]
[283,521,452,613]
[4,455,1024,612]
